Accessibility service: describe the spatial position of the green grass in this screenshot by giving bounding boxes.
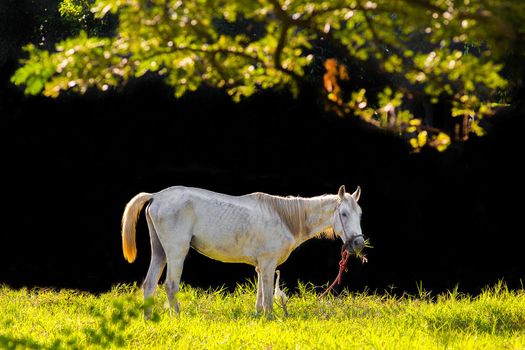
[1,281,524,349]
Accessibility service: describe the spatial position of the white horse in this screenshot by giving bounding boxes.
[121,185,364,316]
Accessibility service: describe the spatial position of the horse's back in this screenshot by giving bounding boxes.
[153,186,252,203]
[148,185,261,238]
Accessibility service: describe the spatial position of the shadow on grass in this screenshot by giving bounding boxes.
[0,334,54,350]
[1,293,150,350]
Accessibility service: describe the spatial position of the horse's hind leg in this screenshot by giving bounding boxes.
[164,243,190,315]
[142,207,167,319]
[158,217,192,316]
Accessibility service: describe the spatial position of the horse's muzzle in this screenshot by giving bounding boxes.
[343,235,365,255]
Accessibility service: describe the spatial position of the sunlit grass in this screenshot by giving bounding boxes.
[1,281,524,349]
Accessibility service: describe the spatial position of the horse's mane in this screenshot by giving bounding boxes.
[251,193,336,239]
[318,226,336,240]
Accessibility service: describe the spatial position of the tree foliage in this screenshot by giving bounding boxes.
[11,0,524,151]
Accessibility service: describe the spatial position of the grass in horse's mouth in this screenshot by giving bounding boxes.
[355,238,373,264]
[357,254,368,264]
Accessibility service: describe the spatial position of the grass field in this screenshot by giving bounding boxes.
[1,281,524,349]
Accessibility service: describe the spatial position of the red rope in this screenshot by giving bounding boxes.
[319,249,350,299]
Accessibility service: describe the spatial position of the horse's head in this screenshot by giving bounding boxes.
[333,185,365,255]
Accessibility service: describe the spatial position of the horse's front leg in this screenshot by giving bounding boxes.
[255,267,263,314]
[259,260,277,315]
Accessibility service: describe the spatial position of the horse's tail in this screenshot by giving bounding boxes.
[121,192,152,263]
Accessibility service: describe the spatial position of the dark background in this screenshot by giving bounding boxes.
[1,1,524,296]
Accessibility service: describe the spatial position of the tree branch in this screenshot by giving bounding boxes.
[266,0,291,23]
[274,21,289,70]
[169,45,303,86]
[305,5,353,20]
[265,0,290,69]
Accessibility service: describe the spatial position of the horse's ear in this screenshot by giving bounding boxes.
[338,185,346,200]
[352,186,361,202]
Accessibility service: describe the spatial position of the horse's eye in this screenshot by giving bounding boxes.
[342,212,348,217]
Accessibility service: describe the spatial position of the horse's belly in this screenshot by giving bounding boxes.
[190,232,257,265]
[188,202,287,265]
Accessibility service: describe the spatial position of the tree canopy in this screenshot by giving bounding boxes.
[11,0,524,151]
